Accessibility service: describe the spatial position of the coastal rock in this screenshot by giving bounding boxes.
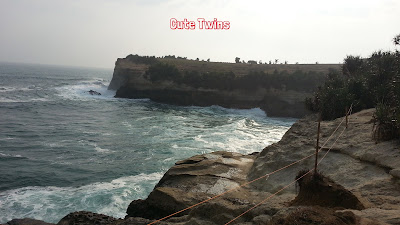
[125,151,285,224]
[5,109,400,224]
[3,219,55,225]
[108,56,339,118]
[249,108,400,224]
[291,171,364,210]
[269,206,363,225]
[57,211,119,225]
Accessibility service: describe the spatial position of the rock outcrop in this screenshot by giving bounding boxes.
[268,206,378,225]
[2,219,55,225]
[249,108,400,224]
[5,109,400,224]
[109,55,340,118]
[123,109,400,225]
[125,151,274,224]
[57,212,119,225]
[291,171,365,210]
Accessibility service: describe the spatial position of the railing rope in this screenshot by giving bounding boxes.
[148,104,353,225]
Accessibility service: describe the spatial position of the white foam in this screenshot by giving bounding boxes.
[93,144,112,153]
[55,79,116,101]
[0,97,49,103]
[0,137,15,141]
[43,142,65,148]
[0,173,163,223]
[135,116,155,121]
[194,135,209,144]
[223,107,267,118]
[0,86,31,93]
[0,152,24,158]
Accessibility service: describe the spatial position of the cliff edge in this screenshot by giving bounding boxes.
[5,109,400,225]
[109,55,340,118]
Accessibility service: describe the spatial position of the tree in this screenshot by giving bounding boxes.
[207,58,210,62]
[394,34,400,45]
[343,55,363,77]
[235,57,241,63]
[274,59,279,64]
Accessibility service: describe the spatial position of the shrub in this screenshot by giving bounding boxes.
[147,63,182,82]
[307,34,400,140]
[126,54,157,64]
[343,55,364,77]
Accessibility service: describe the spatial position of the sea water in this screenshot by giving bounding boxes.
[0,62,296,223]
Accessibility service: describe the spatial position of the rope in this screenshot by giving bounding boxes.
[318,104,353,164]
[224,105,353,225]
[147,153,315,225]
[148,106,352,225]
[224,168,315,225]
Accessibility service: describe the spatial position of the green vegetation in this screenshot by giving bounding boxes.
[126,54,158,64]
[144,62,326,92]
[146,62,182,82]
[306,34,400,140]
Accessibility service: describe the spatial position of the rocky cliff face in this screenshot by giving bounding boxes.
[249,108,400,224]
[109,56,336,118]
[121,109,400,225]
[6,109,399,225]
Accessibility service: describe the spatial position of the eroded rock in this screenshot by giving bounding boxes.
[291,171,364,210]
[57,211,119,225]
[4,218,55,225]
[126,151,260,223]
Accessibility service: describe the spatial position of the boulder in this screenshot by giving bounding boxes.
[57,211,119,225]
[4,219,54,225]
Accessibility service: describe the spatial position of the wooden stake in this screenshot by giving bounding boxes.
[345,106,348,129]
[314,115,321,175]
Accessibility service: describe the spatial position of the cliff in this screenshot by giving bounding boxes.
[119,108,400,225]
[6,108,400,224]
[109,55,341,118]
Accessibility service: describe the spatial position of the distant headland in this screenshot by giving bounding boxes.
[108,54,340,118]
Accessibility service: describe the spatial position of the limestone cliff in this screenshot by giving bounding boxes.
[121,109,400,225]
[109,55,340,118]
[5,109,400,224]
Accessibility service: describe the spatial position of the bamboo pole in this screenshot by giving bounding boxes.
[314,115,321,175]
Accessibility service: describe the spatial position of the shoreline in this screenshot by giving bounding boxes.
[3,108,400,224]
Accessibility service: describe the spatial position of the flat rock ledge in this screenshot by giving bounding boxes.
[4,109,400,225]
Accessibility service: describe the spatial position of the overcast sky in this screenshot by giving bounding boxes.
[0,0,399,68]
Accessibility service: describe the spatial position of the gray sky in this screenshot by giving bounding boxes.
[0,0,399,68]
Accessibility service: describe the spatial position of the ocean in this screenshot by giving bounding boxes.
[0,62,296,223]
